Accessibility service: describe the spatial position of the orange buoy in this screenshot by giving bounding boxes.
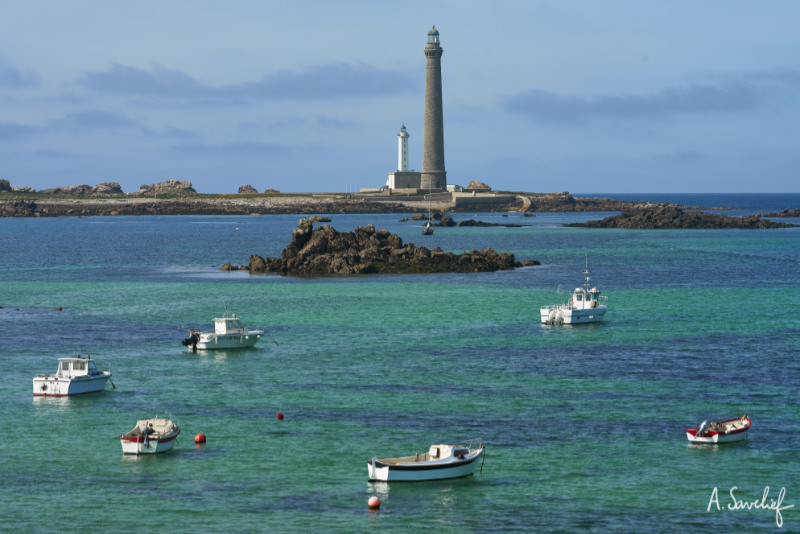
[277,412,284,420]
[194,433,206,444]
[368,496,380,510]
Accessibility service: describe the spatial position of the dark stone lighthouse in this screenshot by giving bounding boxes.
[421,25,446,191]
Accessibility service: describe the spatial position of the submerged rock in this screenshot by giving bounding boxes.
[228,218,539,275]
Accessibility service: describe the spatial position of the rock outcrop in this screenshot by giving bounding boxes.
[238,185,258,194]
[437,216,522,228]
[0,200,38,217]
[138,180,196,196]
[0,179,10,192]
[569,206,798,229]
[39,182,123,196]
[467,180,491,191]
[760,208,800,218]
[228,218,539,275]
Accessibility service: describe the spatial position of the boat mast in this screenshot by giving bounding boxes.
[583,255,591,291]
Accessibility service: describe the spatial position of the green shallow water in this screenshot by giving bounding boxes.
[1,214,799,532]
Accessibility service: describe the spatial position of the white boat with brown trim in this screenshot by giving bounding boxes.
[32,355,112,397]
[367,440,484,482]
[541,257,607,325]
[685,414,751,444]
[120,416,180,455]
[183,312,264,351]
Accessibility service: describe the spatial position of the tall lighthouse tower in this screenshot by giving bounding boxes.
[421,25,447,191]
[397,124,409,171]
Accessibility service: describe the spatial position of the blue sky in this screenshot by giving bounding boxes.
[1,1,798,194]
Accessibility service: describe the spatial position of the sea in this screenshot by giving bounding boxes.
[1,193,798,533]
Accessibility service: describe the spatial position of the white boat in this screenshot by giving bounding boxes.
[367,440,485,482]
[120,416,181,455]
[183,312,264,351]
[32,355,112,397]
[686,414,751,444]
[541,257,607,325]
[422,221,434,235]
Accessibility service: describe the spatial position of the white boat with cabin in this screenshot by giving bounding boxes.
[183,312,264,351]
[33,355,112,397]
[541,258,607,325]
[120,416,181,455]
[367,440,485,482]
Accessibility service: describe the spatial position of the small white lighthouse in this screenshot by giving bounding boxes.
[386,123,421,190]
[397,124,410,171]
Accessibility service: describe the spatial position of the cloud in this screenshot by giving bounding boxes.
[34,149,71,159]
[143,126,200,139]
[657,151,706,162]
[0,59,39,88]
[0,122,38,140]
[503,82,756,124]
[56,109,133,129]
[80,62,415,102]
[173,141,286,156]
[734,67,800,86]
[316,115,357,129]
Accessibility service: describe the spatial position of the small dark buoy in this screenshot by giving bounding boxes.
[368,496,380,510]
[194,433,206,444]
[277,412,284,420]
[56,306,62,311]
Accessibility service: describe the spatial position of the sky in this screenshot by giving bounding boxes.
[1,1,798,194]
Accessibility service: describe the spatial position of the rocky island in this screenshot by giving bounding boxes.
[221,218,540,275]
[567,206,798,229]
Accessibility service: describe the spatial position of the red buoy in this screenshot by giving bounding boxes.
[368,496,380,510]
[277,412,284,420]
[194,433,206,443]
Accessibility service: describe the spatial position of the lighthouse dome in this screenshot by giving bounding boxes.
[427,26,439,42]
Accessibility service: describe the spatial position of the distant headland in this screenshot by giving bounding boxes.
[0,178,727,218]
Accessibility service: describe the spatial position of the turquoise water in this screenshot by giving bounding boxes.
[1,210,799,532]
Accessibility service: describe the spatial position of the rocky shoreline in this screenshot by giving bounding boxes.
[0,194,718,218]
[567,206,798,229]
[0,178,718,217]
[222,218,540,275]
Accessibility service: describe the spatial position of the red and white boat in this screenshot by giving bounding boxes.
[120,416,180,455]
[685,414,751,444]
[33,355,112,397]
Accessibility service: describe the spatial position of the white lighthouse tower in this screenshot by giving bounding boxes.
[397,124,410,171]
[385,124,421,190]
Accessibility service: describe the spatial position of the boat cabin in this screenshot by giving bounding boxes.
[214,315,246,335]
[428,444,470,460]
[57,356,100,378]
[571,287,603,310]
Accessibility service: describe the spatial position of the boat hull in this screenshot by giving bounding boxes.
[32,374,111,397]
[685,431,748,444]
[367,448,484,482]
[191,333,262,351]
[540,306,607,325]
[120,433,179,454]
